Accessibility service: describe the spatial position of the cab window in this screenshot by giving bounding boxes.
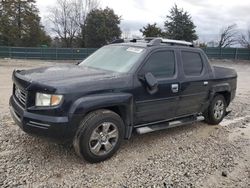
[181,51,203,76]
[141,51,175,78]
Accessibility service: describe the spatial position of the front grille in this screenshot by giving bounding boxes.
[14,85,27,107]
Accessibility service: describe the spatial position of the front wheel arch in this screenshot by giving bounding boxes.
[73,109,125,163]
[79,105,133,139]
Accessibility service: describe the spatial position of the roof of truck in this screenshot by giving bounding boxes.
[110,38,195,48]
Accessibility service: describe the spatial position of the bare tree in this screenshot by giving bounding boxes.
[217,24,238,48]
[47,0,99,47]
[80,0,99,24]
[238,29,250,48]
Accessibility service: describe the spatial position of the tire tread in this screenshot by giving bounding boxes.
[73,109,124,163]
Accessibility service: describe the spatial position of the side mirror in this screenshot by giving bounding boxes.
[144,72,158,94]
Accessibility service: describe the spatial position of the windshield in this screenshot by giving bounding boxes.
[79,45,145,73]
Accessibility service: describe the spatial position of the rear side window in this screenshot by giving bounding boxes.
[142,51,175,78]
[181,51,203,76]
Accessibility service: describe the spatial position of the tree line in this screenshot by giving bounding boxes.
[0,0,51,47]
[0,0,121,48]
[0,0,249,48]
[140,5,198,42]
[140,5,250,48]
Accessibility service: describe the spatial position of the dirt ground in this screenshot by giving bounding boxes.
[0,58,250,188]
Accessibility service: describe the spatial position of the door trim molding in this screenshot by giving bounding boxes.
[135,96,179,104]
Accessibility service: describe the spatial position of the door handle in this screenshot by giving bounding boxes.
[171,84,179,93]
[203,81,208,86]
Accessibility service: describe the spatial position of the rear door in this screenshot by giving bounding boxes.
[176,50,210,116]
[133,49,180,125]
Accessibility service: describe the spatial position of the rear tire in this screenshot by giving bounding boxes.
[73,109,124,163]
[204,94,226,125]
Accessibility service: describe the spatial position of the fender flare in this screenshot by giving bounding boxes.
[69,93,134,139]
[209,83,231,101]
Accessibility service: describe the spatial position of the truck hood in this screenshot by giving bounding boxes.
[15,65,132,93]
[18,65,115,82]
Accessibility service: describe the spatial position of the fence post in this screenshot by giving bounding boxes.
[234,48,238,60]
[40,47,42,60]
[219,48,222,59]
[26,48,28,59]
[9,47,11,58]
[248,48,250,60]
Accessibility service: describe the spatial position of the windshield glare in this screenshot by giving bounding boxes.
[79,46,145,73]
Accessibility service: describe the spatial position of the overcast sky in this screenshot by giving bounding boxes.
[37,0,250,42]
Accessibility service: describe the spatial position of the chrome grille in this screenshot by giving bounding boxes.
[14,85,27,107]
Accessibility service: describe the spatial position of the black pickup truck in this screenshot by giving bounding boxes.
[9,38,237,163]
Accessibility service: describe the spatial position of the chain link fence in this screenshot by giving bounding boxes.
[0,46,250,60]
[0,46,97,60]
[203,48,250,60]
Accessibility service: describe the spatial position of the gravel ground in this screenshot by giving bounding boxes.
[0,59,250,187]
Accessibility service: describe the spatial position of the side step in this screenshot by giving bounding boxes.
[136,116,204,134]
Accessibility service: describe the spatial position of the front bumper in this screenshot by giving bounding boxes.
[9,95,78,139]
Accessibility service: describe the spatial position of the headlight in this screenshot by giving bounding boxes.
[35,93,63,107]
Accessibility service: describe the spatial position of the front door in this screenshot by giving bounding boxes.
[134,49,180,125]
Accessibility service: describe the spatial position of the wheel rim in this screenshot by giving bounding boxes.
[213,99,224,120]
[89,122,119,156]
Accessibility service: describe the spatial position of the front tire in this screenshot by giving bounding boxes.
[204,94,226,125]
[73,109,124,163]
